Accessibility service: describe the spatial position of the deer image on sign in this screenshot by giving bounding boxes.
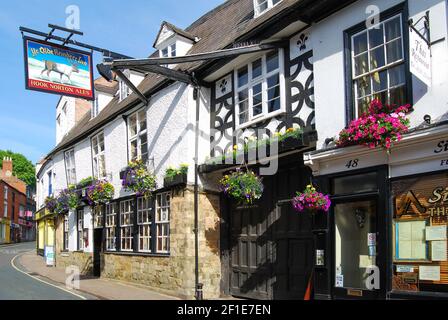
[23,37,94,100]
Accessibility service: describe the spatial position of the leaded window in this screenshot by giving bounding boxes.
[105,202,117,251]
[137,197,152,253]
[156,192,170,253]
[120,199,134,251]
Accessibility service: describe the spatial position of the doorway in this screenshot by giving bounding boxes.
[93,229,103,277]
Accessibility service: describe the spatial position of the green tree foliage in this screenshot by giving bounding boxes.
[0,150,36,187]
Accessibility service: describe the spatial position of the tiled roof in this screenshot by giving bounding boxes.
[41,0,304,164]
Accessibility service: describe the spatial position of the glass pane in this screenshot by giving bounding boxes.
[385,16,401,42]
[370,46,385,70]
[386,38,403,64]
[237,67,248,88]
[389,64,405,87]
[130,140,138,160]
[357,97,371,116]
[267,74,279,89]
[372,91,388,105]
[333,172,378,195]
[129,114,137,136]
[252,59,262,79]
[335,200,377,290]
[356,76,371,98]
[372,70,387,93]
[389,86,406,106]
[353,32,368,55]
[252,83,262,117]
[369,24,384,48]
[268,98,280,113]
[138,111,147,132]
[354,53,369,76]
[266,51,279,73]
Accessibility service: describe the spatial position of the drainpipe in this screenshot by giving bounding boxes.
[193,79,203,300]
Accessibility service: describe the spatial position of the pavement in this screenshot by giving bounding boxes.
[1,241,180,300]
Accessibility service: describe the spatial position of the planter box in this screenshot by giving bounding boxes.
[164,173,187,189]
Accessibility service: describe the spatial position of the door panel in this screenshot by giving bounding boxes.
[229,157,314,300]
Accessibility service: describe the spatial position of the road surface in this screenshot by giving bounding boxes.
[0,241,84,300]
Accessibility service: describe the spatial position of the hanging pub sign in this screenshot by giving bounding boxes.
[23,37,94,100]
[409,27,432,87]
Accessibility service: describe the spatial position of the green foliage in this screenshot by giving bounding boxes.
[0,150,36,186]
[87,180,115,206]
[122,160,157,198]
[77,176,95,189]
[164,163,189,182]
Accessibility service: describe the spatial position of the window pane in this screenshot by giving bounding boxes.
[372,91,388,105]
[335,200,377,290]
[252,83,262,116]
[252,59,262,79]
[389,86,406,106]
[333,172,378,194]
[356,76,371,98]
[354,53,369,76]
[386,38,403,64]
[130,140,138,160]
[268,98,281,113]
[266,51,279,73]
[129,114,137,136]
[353,32,368,55]
[138,111,147,132]
[389,64,406,87]
[385,17,401,42]
[237,67,248,88]
[372,70,387,93]
[368,24,384,48]
[370,46,385,70]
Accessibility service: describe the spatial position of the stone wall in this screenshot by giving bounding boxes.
[102,187,221,299]
[54,215,93,275]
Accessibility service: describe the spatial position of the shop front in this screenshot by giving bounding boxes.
[35,208,55,257]
[305,124,448,299]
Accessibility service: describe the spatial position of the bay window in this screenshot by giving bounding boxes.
[128,109,148,163]
[120,199,134,251]
[64,149,77,186]
[235,49,285,127]
[105,202,117,251]
[91,132,106,179]
[348,12,407,118]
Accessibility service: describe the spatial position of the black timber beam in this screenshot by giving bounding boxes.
[113,68,149,105]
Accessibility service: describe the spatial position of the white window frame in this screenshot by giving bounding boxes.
[64,149,77,186]
[120,199,134,252]
[64,215,69,251]
[137,197,152,253]
[105,202,117,251]
[77,209,84,251]
[118,70,131,102]
[91,96,99,119]
[234,49,286,128]
[156,192,170,254]
[351,14,406,118]
[91,132,106,179]
[127,109,148,163]
[253,0,282,17]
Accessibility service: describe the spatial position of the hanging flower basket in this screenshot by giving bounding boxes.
[336,99,411,152]
[44,195,58,214]
[121,159,157,198]
[54,187,81,215]
[219,168,264,205]
[86,180,115,207]
[292,185,331,214]
[75,177,95,204]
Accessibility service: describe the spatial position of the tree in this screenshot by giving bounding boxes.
[0,150,36,187]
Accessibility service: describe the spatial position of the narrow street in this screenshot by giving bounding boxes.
[0,242,84,300]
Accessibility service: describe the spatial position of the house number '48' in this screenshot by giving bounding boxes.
[346,159,359,169]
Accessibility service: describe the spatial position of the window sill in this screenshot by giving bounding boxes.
[236,109,286,131]
[103,251,170,258]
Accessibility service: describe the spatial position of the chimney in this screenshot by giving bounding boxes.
[2,157,13,177]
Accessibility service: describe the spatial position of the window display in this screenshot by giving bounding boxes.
[392,172,448,293]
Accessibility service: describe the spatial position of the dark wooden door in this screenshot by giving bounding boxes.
[93,229,103,277]
[229,156,314,300]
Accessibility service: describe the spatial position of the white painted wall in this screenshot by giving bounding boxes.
[312,0,448,149]
[56,97,76,145]
[96,92,114,115]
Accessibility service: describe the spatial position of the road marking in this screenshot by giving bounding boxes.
[11,252,87,300]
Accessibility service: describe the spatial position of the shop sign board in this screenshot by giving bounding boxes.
[409,27,431,86]
[23,37,94,100]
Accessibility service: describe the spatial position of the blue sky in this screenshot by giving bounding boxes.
[0,0,223,164]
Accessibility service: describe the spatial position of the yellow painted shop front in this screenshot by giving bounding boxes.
[35,208,55,257]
